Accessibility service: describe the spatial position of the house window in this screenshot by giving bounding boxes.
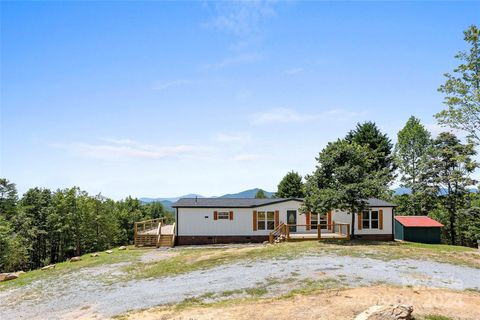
[257,211,275,230]
[319,212,328,229]
[311,213,318,230]
[218,212,230,220]
[362,210,379,229]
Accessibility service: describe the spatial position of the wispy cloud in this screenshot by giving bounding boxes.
[54,139,205,160]
[152,79,191,91]
[206,1,276,37]
[214,132,251,143]
[202,53,263,70]
[232,153,261,162]
[250,108,364,125]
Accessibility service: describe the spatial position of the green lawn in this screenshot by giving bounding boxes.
[2,241,479,291]
[0,246,144,291]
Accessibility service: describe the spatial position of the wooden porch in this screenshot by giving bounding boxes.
[269,223,350,243]
[134,218,176,247]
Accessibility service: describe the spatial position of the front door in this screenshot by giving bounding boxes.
[287,210,297,232]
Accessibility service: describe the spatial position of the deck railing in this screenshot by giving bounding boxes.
[134,218,165,242]
[283,223,350,240]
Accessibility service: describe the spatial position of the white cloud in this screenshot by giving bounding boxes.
[232,153,261,161]
[152,79,191,91]
[202,53,263,70]
[206,1,276,37]
[214,132,251,143]
[250,108,364,125]
[54,139,204,160]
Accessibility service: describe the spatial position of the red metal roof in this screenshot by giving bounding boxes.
[395,216,444,227]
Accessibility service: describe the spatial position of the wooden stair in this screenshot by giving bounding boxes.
[158,234,174,247]
[134,218,176,248]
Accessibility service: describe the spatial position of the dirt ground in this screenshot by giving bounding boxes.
[123,286,480,320]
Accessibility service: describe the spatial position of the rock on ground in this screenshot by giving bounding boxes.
[119,246,127,250]
[105,250,113,254]
[41,264,55,270]
[70,257,82,262]
[0,271,25,282]
[355,304,413,320]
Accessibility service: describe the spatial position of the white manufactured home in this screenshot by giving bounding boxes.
[172,198,396,245]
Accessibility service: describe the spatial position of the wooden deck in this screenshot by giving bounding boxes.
[134,218,176,248]
[269,223,350,243]
[288,232,348,240]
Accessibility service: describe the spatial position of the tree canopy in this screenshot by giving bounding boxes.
[255,189,267,199]
[0,179,173,273]
[421,132,478,244]
[345,121,395,189]
[436,25,480,143]
[276,171,305,198]
[303,139,386,238]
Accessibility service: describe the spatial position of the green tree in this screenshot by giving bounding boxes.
[0,178,18,220]
[17,188,53,268]
[345,121,395,180]
[0,216,28,272]
[395,116,432,215]
[303,139,385,238]
[457,206,480,247]
[276,171,305,198]
[396,116,431,192]
[436,25,480,143]
[255,189,267,199]
[142,201,174,223]
[421,132,478,244]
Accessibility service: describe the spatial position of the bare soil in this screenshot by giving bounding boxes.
[123,286,480,320]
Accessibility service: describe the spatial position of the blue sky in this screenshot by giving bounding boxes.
[1,1,479,199]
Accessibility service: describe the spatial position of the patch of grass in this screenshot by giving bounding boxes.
[281,277,341,298]
[124,240,479,282]
[420,315,453,320]
[0,246,143,291]
[245,287,268,297]
[219,289,244,297]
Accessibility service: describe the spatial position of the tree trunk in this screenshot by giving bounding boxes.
[350,207,355,239]
[447,183,456,245]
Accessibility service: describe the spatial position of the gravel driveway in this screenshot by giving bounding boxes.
[1,251,479,319]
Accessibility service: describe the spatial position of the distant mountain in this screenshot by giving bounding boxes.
[393,187,477,196]
[219,188,275,199]
[140,194,205,204]
[139,188,275,210]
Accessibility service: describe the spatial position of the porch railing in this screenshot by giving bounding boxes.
[281,223,350,241]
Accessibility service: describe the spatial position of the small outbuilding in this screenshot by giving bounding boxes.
[394,216,443,244]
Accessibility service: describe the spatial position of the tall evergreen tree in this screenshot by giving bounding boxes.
[345,121,395,189]
[395,116,432,215]
[276,171,305,198]
[255,189,267,199]
[421,132,478,244]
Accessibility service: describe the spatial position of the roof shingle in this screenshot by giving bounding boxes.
[172,197,396,208]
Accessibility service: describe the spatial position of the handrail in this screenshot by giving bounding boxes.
[284,223,350,240]
[171,222,176,247]
[156,221,162,248]
[269,222,286,243]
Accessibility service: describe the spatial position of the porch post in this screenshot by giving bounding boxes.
[317,224,321,239]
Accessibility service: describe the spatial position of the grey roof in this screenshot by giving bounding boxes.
[172,197,396,208]
[366,198,397,207]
